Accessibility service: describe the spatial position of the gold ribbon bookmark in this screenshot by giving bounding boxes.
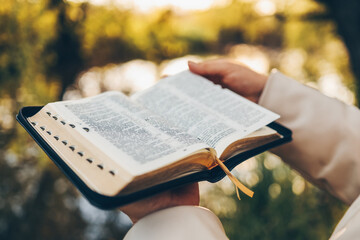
[215,157,254,199]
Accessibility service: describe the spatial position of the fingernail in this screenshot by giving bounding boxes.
[188,61,197,67]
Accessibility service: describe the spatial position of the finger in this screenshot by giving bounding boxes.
[188,60,231,76]
[171,182,199,205]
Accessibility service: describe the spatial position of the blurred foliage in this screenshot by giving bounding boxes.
[0,0,357,239]
[201,154,347,239]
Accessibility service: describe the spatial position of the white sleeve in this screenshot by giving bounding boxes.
[124,206,228,240]
[259,70,360,205]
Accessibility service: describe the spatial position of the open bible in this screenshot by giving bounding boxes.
[17,71,291,209]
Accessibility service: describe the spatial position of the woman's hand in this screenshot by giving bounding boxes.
[120,183,199,223]
[188,59,268,103]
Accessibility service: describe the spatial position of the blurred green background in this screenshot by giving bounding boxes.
[1,0,359,239]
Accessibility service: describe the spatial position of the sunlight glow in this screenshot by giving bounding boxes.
[292,176,305,195]
[78,70,102,97]
[103,60,158,92]
[76,60,158,97]
[318,73,355,104]
[263,154,282,170]
[68,0,231,12]
[160,55,203,77]
[279,49,307,79]
[0,98,15,130]
[269,183,281,198]
[229,44,270,74]
[254,0,277,16]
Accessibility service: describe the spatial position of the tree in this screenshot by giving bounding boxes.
[318,0,360,105]
[44,0,86,100]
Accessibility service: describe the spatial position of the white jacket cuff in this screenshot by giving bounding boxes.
[124,206,228,240]
[259,70,360,204]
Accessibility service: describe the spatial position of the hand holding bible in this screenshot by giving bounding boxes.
[120,183,199,223]
[122,61,272,223]
[188,59,268,103]
[17,70,289,210]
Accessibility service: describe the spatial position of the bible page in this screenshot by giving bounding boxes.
[48,91,209,175]
[132,71,279,157]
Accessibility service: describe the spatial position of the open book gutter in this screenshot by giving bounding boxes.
[17,106,291,209]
